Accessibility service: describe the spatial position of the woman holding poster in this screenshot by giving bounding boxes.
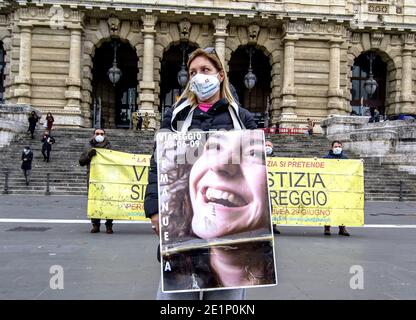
[144,47,268,300]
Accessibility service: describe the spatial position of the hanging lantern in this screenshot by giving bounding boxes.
[244,47,257,90]
[108,41,122,86]
[364,52,378,97]
[177,43,189,88]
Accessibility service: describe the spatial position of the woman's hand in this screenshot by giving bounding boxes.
[150,213,159,236]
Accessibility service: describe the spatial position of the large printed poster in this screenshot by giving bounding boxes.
[268,157,364,226]
[156,130,277,293]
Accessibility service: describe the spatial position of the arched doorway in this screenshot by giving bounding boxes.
[0,42,5,103]
[159,43,198,117]
[228,46,272,127]
[351,51,387,117]
[91,39,138,128]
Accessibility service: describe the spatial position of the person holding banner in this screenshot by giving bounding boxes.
[323,140,350,236]
[79,128,114,234]
[145,47,258,300]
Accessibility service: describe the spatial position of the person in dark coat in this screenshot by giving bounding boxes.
[79,128,114,234]
[144,47,257,300]
[21,146,33,186]
[41,130,55,163]
[323,140,350,236]
[27,111,39,139]
[136,113,143,130]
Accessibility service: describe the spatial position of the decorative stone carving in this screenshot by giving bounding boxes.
[107,15,121,36]
[351,32,361,43]
[247,24,260,44]
[213,18,229,36]
[368,3,389,14]
[371,32,384,47]
[178,19,191,40]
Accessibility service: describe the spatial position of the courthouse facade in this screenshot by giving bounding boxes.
[0,0,415,129]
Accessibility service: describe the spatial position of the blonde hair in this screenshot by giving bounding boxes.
[174,48,237,108]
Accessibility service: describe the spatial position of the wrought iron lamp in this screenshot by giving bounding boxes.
[107,40,122,86]
[244,46,257,91]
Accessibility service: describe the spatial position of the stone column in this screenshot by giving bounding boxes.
[279,36,298,126]
[139,15,157,130]
[327,39,345,115]
[15,24,32,104]
[400,45,415,114]
[213,18,229,64]
[65,28,82,112]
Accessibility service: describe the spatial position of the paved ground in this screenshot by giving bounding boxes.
[0,195,415,300]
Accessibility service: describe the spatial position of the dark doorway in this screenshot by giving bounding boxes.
[160,43,197,118]
[92,39,138,128]
[0,42,5,103]
[228,46,272,127]
[351,51,387,116]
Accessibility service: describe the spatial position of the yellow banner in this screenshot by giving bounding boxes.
[267,157,364,226]
[87,149,151,221]
[87,151,364,226]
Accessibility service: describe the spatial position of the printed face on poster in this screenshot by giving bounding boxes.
[156,130,277,293]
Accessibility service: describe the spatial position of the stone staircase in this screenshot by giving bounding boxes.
[0,128,415,201]
[0,128,155,196]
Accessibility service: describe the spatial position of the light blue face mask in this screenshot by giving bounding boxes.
[189,73,220,102]
[333,147,342,155]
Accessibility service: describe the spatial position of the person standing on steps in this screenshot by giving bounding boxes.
[41,129,55,163]
[27,111,39,139]
[142,112,150,130]
[21,146,33,186]
[45,112,55,132]
[79,128,114,234]
[307,118,314,136]
[323,140,350,237]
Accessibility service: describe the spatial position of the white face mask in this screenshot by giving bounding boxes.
[95,135,105,143]
[189,73,220,102]
[24,149,30,154]
[333,147,342,155]
[265,146,273,156]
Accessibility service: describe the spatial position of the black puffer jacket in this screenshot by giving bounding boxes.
[144,98,257,218]
[323,150,348,159]
[21,151,33,170]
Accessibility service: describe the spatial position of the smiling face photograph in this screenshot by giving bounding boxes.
[156,130,277,293]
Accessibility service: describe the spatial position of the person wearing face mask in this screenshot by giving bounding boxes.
[79,128,114,234]
[265,140,281,235]
[323,140,350,236]
[21,146,33,186]
[144,47,256,300]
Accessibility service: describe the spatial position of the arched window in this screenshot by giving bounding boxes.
[351,52,386,116]
[0,42,5,103]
